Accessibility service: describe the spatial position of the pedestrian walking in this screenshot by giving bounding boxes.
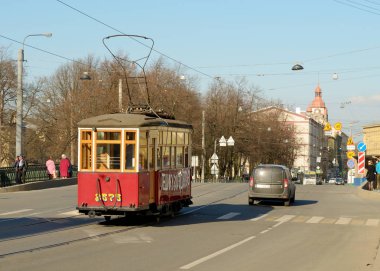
[59,154,71,179]
[366,160,376,191]
[46,156,57,179]
[16,155,28,184]
[375,157,380,190]
[14,156,20,184]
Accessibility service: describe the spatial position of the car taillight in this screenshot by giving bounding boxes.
[284,178,289,188]
[249,176,254,187]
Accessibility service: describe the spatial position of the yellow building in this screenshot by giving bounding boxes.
[363,124,380,157]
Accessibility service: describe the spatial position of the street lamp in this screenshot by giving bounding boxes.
[16,32,52,156]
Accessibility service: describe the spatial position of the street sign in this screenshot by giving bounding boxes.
[347,137,354,145]
[357,141,367,152]
[211,164,219,175]
[347,159,355,169]
[347,151,355,159]
[334,122,342,131]
[358,152,365,174]
[210,153,218,163]
[324,122,332,131]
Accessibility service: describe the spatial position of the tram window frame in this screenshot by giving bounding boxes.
[125,130,137,172]
[79,129,92,171]
[95,130,122,171]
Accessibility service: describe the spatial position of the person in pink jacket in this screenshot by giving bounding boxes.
[59,154,71,179]
[46,156,56,179]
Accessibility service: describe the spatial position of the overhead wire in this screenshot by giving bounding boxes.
[0,34,89,67]
[55,0,214,80]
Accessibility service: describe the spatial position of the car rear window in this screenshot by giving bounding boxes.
[254,167,284,183]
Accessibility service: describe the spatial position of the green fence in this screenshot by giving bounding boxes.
[0,164,78,187]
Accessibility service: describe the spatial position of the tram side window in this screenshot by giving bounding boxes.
[125,131,136,171]
[176,146,184,167]
[139,131,148,170]
[80,130,92,170]
[125,144,135,170]
[162,146,170,168]
[184,146,189,167]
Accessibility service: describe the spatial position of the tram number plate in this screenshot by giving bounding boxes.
[256,184,270,188]
[95,193,121,202]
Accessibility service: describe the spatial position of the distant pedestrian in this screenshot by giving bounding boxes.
[375,157,380,190]
[46,156,56,179]
[59,154,71,179]
[14,156,20,184]
[366,160,376,191]
[16,155,28,184]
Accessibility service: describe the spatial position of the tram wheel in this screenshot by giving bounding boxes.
[104,216,111,222]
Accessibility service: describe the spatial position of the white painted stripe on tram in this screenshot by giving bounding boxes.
[0,209,33,216]
[180,236,256,269]
[217,212,240,220]
[366,219,380,226]
[335,217,352,225]
[306,216,324,224]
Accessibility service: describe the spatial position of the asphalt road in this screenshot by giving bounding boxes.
[0,183,379,271]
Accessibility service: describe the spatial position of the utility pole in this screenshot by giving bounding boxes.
[201,110,205,183]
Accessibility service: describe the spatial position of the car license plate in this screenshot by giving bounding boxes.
[256,184,270,188]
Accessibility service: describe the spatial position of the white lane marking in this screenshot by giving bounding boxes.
[306,216,324,224]
[260,229,270,234]
[250,214,268,221]
[335,217,352,225]
[275,215,296,223]
[180,236,255,269]
[58,210,79,216]
[0,209,33,216]
[366,219,379,227]
[217,212,240,220]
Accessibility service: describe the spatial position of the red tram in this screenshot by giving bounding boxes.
[76,109,193,221]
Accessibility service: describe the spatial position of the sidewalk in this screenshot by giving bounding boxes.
[0,177,77,193]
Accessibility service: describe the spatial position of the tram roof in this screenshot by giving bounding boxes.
[78,113,193,130]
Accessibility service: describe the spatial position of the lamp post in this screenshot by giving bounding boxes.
[70,72,92,165]
[16,32,52,157]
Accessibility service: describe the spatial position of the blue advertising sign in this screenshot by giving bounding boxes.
[357,141,367,152]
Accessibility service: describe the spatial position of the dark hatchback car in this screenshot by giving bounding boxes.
[248,164,296,206]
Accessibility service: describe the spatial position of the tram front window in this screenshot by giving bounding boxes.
[96,144,121,170]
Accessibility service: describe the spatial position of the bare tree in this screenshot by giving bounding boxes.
[0,47,17,166]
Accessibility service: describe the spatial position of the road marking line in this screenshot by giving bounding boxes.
[320,218,336,224]
[275,215,296,223]
[366,219,379,226]
[58,210,79,216]
[217,212,240,220]
[335,217,352,225]
[306,216,324,224]
[260,229,270,234]
[180,236,255,269]
[0,209,33,216]
[291,216,310,223]
[250,214,268,221]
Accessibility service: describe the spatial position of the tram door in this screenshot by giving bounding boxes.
[149,130,159,204]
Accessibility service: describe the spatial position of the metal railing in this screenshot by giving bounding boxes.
[0,164,78,187]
